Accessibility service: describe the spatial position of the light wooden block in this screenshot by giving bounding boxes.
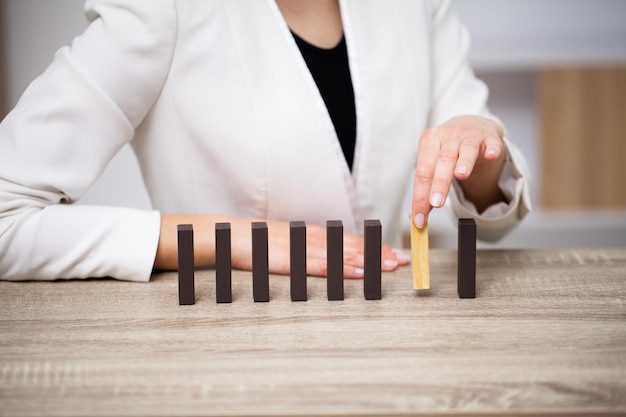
[410,221,430,290]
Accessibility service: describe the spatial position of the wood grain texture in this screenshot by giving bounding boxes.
[540,66,626,209]
[411,221,430,289]
[1,248,626,416]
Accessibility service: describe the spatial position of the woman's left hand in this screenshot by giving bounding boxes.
[411,115,507,228]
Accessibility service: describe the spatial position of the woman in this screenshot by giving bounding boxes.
[0,0,530,281]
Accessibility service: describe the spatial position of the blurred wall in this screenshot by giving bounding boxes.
[2,0,625,247]
[0,0,152,209]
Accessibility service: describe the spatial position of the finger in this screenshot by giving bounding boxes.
[306,249,407,279]
[343,233,365,254]
[305,226,365,258]
[306,256,328,278]
[306,256,366,279]
[344,249,365,269]
[454,137,481,180]
[344,244,404,275]
[457,134,504,180]
[344,265,365,279]
[482,134,504,161]
[428,142,459,208]
[388,246,410,266]
[379,245,402,272]
[412,129,440,228]
[303,225,328,259]
[304,230,366,277]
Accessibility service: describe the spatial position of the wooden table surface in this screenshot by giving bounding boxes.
[1,248,625,416]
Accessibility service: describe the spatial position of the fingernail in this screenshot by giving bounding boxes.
[486,148,497,157]
[353,267,364,276]
[393,249,410,262]
[457,165,468,175]
[414,213,425,228]
[430,192,443,207]
[384,259,398,268]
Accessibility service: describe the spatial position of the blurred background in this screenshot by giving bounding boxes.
[1,0,625,248]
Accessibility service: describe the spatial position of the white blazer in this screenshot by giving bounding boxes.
[0,0,530,281]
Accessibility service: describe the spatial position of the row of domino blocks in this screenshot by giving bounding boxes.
[177,220,383,305]
[178,217,477,305]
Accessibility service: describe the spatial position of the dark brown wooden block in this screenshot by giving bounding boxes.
[215,222,232,303]
[252,222,269,302]
[364,219,382,300]
[458,218,476,299]
[290,221,307,302]
[177,224,195,305]
[326,220,344,301]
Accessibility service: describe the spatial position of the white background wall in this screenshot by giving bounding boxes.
[1,0,152,210]
[2,0,626,248]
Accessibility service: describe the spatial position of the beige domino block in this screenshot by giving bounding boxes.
[411,221,430,290]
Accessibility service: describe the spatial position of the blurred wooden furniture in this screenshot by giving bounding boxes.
[1,248,625,416]
[540,66,626,209]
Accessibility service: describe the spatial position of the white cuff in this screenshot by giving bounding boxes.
[449,137,532,242]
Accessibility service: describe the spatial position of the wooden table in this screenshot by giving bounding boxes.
[1,248,625,416]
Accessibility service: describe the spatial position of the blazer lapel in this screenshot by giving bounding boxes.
[221,0,362,233]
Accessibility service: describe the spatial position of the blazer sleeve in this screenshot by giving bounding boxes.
[0,0,177,281]
[427,0,531,242]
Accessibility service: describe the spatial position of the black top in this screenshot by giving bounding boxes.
[292,32,357,170]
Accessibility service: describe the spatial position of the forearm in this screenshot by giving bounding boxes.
[155,214,242,270]
[0,204,159,281]
[155,214,300,272]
